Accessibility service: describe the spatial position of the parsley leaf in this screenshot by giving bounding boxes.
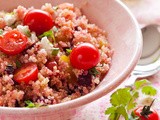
[25,30,31,37]
[106,88,132,120]
[110,88,132,107]
[142,85,157,96]
[134,79,150,90]
[116,105,128,120]
[105,105,128,120]
[66,49,72,55]
[105,106,116,114]
[25,100,45,108]
[127,91,139,110]
[25,100,36,108]
[39,30,55,42]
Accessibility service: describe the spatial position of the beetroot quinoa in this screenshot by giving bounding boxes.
[0,3,113,107]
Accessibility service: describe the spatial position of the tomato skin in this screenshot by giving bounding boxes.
[46,60,57,71]
[134,107,159,120]
[13,63,38,84]
[23,9,54,35]
[70,43,100,70]
[0,30,27,55]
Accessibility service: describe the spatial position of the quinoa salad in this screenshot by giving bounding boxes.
[0,3,113,107]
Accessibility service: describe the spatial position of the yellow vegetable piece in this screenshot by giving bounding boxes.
[60,55,70,63]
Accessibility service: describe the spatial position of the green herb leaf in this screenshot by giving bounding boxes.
[110,88,132,106]
[0,29,3,35]
[25,100,45,108]
[116,105,128,120]
[25,100,36,108]
[66,49,72,55]
[127,91,139,110]
[88,67,99,77]
[15,60,22,68]
[142,85,157,96]
[105,106,129,120]
[52,48,59,56]
[134,79,150,90]
[39,30,55,42]
[25,30,31,37]
[105,106,116,114]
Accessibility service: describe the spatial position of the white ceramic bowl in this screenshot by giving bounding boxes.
[0,0,142,119]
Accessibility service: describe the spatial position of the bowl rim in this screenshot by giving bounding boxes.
[0,0,143,114]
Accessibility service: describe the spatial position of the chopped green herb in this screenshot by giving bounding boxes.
[88,67,99,77]
[66,49,72,55]
[25,30,31,37]
[53,6,59,11]
[52,48,59,56]
[39,30,55,42]
[25,100,36,108]
[25,100,45,108]
[15,60,22,68]
[0,29,3,35]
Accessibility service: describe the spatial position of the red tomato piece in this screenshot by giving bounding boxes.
[0,30,27,55]
[46,60,57,71]
[13,63,38,84]
[134,106,159,120]
[23,9,54,35]
[70,43,100,70]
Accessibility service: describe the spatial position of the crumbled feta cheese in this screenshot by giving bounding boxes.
[17,25,30,35]
[40,37,54,55]
[4,13,16,26]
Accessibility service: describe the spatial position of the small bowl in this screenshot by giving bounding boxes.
[0,0,142,119]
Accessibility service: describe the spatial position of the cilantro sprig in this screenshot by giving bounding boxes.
[105,79,157,120]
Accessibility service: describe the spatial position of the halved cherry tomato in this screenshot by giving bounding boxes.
[134,106,159,120]
[70,43,100,70]
[13,63,38,84]
[0,30,27,55]
[23,9,54,35]
[46,60,57,71]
